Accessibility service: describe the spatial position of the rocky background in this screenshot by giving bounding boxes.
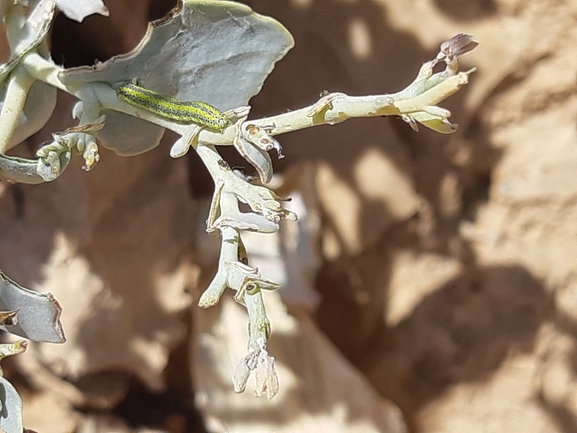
[1,0,576,432]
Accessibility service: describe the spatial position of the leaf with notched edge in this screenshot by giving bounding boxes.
[0,271,65,343]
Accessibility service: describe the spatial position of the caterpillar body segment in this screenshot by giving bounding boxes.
[116,83,231,132]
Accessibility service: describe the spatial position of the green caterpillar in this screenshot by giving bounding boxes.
[116,82,231,132]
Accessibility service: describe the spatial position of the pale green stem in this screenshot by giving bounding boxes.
[244,290,270,354]
[252,71,471,136]
[21,51,472,146]
[21,52,67,92]
[0,65,34,154]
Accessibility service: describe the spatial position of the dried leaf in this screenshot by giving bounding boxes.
[440,34,479,59]
[233,358,251,393]
[0,341,27,361]
[254,349,279,399]
[0,312,18,327]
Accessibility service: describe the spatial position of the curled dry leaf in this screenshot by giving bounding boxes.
[440,33,479,60]
[0,311,18,327]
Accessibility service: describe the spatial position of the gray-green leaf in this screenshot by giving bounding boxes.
[0,376,23,433]
[59,0,294,155]
[0,270,65,343]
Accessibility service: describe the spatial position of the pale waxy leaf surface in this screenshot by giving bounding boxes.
[60,0,294,155]
[1,0,54,80]
[0,270,65,343]
[55,0,109,22]
[0,0,57,154]
[0,376,23,433]
[1,80,58,151]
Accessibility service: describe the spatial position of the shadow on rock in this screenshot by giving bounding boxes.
[365,265,552,432]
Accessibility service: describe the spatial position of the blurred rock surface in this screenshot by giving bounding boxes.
[1,0,577,432]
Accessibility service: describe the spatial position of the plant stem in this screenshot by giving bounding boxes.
[0,65,34,154]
